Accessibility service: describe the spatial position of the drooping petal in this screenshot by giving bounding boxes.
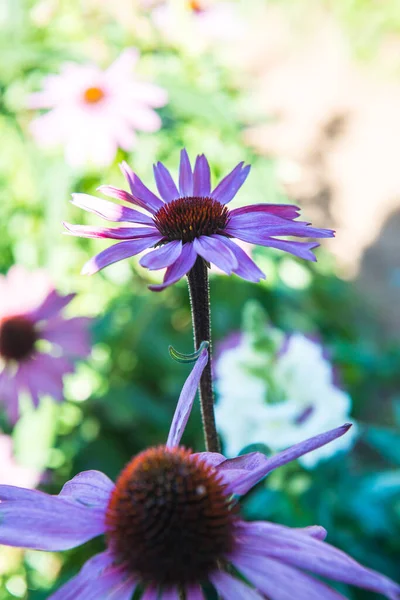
[149,242,197,291]
[49,551,137,600]
[186,584,205,599]
[140,240,183,270]
[160,588,180,600]
[48,552,114,600]
[166,347,209,448]
[141,586,159,600]
[59,470,115,509]
[64,223,159,240]
[230,204,300,220]
[120,161,164,213]
[179,149,193,197]
[193,236,238,274]
[222,424,352,495]
[0,485,106,550]
[210,571,264,599]
[212,162,250,205]
[153,162,180,203]
[71,194,153,225]
[193,154,211,196]
[235,522,400,600]
[82,236,162,275]
[27,290,75,322]
[234,554,347,600]
[214,236,265,282]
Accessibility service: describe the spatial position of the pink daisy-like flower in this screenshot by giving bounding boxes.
[0,266,91,422]
[65,149,334,290]
[28,49,167,168]
[0,350,399,599]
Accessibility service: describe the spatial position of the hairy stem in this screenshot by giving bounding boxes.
[187,257,220,452]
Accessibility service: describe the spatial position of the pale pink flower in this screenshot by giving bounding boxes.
[0,266,91,422]
[152,1,245,51]
[0,434,39,489]
[28,49,167,168]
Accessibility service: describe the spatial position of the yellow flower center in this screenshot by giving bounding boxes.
[83,86,105,104]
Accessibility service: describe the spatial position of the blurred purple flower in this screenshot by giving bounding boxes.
[65,149,334,290]
[0,266,91,422]
[28,49,167,168]
[0,349,398,599]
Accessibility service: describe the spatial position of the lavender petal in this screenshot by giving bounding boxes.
[179,149,193,196]
[71,193,153,225]
[186,584,205,599]
[214,236,265,282]
[212,162,250,205]
[193,235,238,274]
[161,588,180,600]
[193,154,211,196]
[0,485,106,550]
[49,552,137,600]
[227,212,334,238]
[230,203,300,220]
[166,348,209,448]
[210,570,264,599]
[224,424,352,495]
[234,554,347,600]
[82,236,162,275]
[235,521,400,600]
[120,161,164,213]
[141,586,159,600]
[59,470,114,509]
[153,162,180,203]
[64,223,159,240]
[149,242,197,291]
[140,240,183,270]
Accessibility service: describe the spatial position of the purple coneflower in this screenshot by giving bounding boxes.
[0,266,91,422]
[0,349,398,599]
[65,149,334,290]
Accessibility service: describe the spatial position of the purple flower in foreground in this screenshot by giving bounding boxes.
[0,266,91,422]
[65,149,334,290]
[1,351,398,599]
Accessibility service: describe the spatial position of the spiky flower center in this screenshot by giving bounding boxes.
[83,86,105,104]
[105,446,236,586]
[0,316,37,362]
[153,196,229,243]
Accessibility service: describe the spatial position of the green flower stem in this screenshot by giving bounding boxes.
[187,257,220,453]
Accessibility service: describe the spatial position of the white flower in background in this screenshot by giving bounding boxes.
[215,331,357,468]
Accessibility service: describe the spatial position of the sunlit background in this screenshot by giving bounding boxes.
[0,1,399,598]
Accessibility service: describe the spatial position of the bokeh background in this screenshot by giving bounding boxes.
[0,0,399,598]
